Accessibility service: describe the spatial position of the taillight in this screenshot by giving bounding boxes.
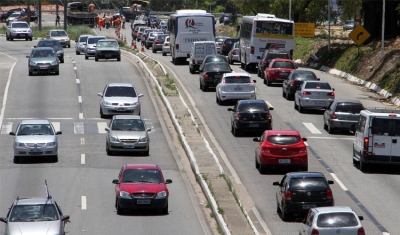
[327,92,335,96]
[176,44,179,49]
[237,113,242,120]
[298,147,307,154]
[163,42,167,46]
[311,229,319,235]
[363,137,369,152]
[223,43,226,47]
[261,147,270,154]
[326,189,333,199]
[204,73,209,80]
[232,50,236,55]
[331,112,337,119]
[265,113,271,119]
[155,40,159,43]
[303,91,311,95]
[290,80,295,86]
[284,191,292,200]
[357,227,365,235]
[263,60,267,66]
[250,46,254,54]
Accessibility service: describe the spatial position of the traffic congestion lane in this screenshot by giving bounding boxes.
[0,36,213,235]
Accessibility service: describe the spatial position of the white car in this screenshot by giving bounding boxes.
[216,72,257,105]
[300,206,365,235]
[294,81,335,113]
[46,30,71,48]
[162,36,170,56]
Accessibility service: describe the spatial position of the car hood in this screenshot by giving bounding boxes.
[30,57,58,63]
[120,183,166,193]
[103,97,139,103]
[15,135,56,143]
[7,221,61,235]
[110,130,146,139]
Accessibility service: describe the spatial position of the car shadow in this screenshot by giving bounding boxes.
[110,152,149,157]
[14,156,58,164]
[116,208,168,216]
[353,163,400,175]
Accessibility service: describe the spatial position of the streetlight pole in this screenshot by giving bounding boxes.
[328,0,330,52]
[381,0,385,58]
[289,0,291,21]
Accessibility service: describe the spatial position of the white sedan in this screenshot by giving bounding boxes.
[294,80,335,113]
[162,36,170,56]
[216,72,257,105]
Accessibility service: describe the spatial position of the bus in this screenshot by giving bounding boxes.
[168,10,215,65]
[238,13,294,71]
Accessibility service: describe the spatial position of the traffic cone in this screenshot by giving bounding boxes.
[141,46,145,52]
[134,41,137,49]
[131,40,134,47]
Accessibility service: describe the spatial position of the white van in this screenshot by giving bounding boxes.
[351,108,400,171]
[189,41,217,74]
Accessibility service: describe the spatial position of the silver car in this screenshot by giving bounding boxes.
[162,36,170,56]
[85,35,106,59]
[98,83,144,118]
[323,99,364,134]
[227,42,240,64]
[9,120,62,163]
[26,47,60,76]
[294,81,335,113]
[6,21,32,41]
[75,34,93,55]
[300,206,365,235]
[216,72,257,105]
[46,30,70,48]
[105,115,151,155]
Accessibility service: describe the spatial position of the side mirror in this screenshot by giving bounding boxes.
[138,94,144,98]
[34,46,37,48]
[112,179,119,184]
[146,128,151,132]
[56,131,62,135]
[105,127,110,132]
[0,217,7,223]
[269,107,274,110]
[302,137,307,141]
[252,137,260,142]
[62,215,70,221]
[9,132,15,136]
[97,93,103,97]
[316,78,320,81]
[332,88,335,91]
[26,55,30,58]
[75,40,78,42]
[165,179,172,184]
[253,80,257,83]
[358,216,364,221]
[272,181,280,186]
[327,180,334,184]
[227,108,234,111]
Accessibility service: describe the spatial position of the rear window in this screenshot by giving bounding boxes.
[88,37,105,44]
[267,136,300,145]
[305,82,331,90]
[272,61,295,69]
[293,72,317,80]
[157,35,167,40]
[267,53,289,60]
[206,64,230,71]
[335,103,364,113]
[216,38,226,42]
[207,57,226,63]
[317,212,359,227]
[79,36,88,42]
[224,76,251,83]
[238,103,267,112]
[289,178,328,190]
[371,118,391,135]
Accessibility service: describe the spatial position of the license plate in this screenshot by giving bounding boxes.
[116,108,126,111]
[279,72,288,76]
[312,101,325,105]
[40,66,49,69]
[215,75,222,78]
[234,87,242,91]
[31,149,41,152]
[105,54,111,58]
[123,144,135,148]
[303,204,316,209]
[249,124,259,127]
[137,199,151,204]
[279,159,291,164]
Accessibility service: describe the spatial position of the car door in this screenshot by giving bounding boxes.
[324,101,335,124]
[277,175,288,208]
[255,132,266,162]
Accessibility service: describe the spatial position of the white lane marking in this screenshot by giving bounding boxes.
[76,79,80,84]
[97,122,107,134]
[303,122,322,134]
[74,66,77,70]
[74,122,84,134]
[78,96,82,103]
[252,207,273,235]
[0,56,18,133]
[1,122,13,134]
[383,232,391,235]
[79,113,84,119]
[5,118,74,120]
[81,196,87,210]
[306,136,355,140]
[81,138,85,145]
[52,122,60,132]
[81,154,85,164]
[330,173,348,191]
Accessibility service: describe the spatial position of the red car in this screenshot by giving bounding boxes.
[253,130,308,174]
[263,58,297,86]
[112,164,172,215]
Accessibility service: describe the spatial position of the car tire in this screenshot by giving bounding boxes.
[257,69,261,78]
[106,143,113,156]
[359,158,369,172]
[95,57,98,61]
[298,103,304,113]
[13,156,20,164]
[116,199,124,215]
[240,62,244,69]
[216,95,224,105]
[294,100,299,110]
[68,44,71,48]
[282,89,286,98]
[6,34,9,41]
[25,37,28,41]
[200,81,203,91]
[152,48,156,53]
[265,78,271,86]
[327,123,334,134]
[162,52,166,56]
[117,56,121,61]
[352,147,358,165]
[60,58,64,63]
[302,165,308,171]
[161,203,168,215]
[29,71,32,76]
[100,108,106,119]
[232,125,240,137]
[53,155,58,162]
[255,155,260,169]
[55,71,59,75]
[259,164,267,174]
[76,51,80,55]
[281,205,290,221]
[189,66,194,74]
[285,90,291,100]
[10,37,13,41]
[85,55,88,60]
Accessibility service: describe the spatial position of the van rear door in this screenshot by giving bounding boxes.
[391,119,400,160]
[370,117,394,158]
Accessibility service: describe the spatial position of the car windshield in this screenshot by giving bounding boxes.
[38,41,60,48]
[17,124,54,135]
[51,31,67,36]
[111,119,145,131]
[272,61,295,69]
[12,22,29,28]
[104,86,136,97]
[224,76,251,83]
[32,50,56,58]
[289,178,328,190]
[79,36,88,42]
[305,82,332,90]
[238,103,267,112]
[206,64,230,72]
[345,20,354,25]
[10,204,59,222]
[157,35,167,40]
[335,103,364,113]
[97,41,118,48]
[88,37,105,44]
[267,136,300,145]
[122,169,162,183]
[293,72,316,80]
[317,212,359,227]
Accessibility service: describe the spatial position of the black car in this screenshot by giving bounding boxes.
[199,54,228,72]
[220,38,239,56]
[35,39,64,63]
[282,70,319,100]
[199,62,232,91]
[228,100,273,136]
[273,172,335,221]
[147,15,159,26]
[152,34,168,53]
[257,49,290,78]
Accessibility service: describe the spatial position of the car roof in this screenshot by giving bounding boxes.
[107,83,133,87]
[32,47,55,51]
[266,130,301,136]
[333,99,363,104]
[314,206,354,213]
[292,70,315,74]
[49,29,66,32]
[14,197,54,205]
[223,72,251,77]
[270,58,294,63]
[38,39,60,42]
[237,100,267,105]
[113,115,141,120]
[205,55,226,59]
[287,172,326,178]
[20,119,51,125]
[98,39,117,42]
[79,34,93,38]
[88,35,106,38]
[125,164,159,170]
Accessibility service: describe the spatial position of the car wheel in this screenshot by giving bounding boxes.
[302,165,308,171]
[85,55,88,60]
[257,68,261,78]
[29,71,32,76]
[352,147,358,165]
[76,51,80,55]
[162,52,166,56]
[106,143,113,156]
[240,62,244,69]
[200,81,204,91]
[276,201,281,213]
[266,78,271,86]
[53,155,58,162]
[359,158,369,172]
[95,57,99,61]
[327,123,334,134]
[233,126,240,137]
[285,90,291,100]
[294,100,299,110]
[116,199,124,215]
[152,48,156,53]
[189,66,194,74]
[298,102,304,113]
[100,107,106,119]
[6,34,9,41]
[68,44,71,48]
[217,95,224,105]
[13,156,20,164]
[255,155,260,169]
[60,58,64,63]
[281,205,290,221]
[10,37,13,41]
[55,71,59,75]
[161,203,168,215]
[259,164,267,174]
[117,56,121,61]
[25,37,28,41]
[143,146,150,156]
[282,89,286,98]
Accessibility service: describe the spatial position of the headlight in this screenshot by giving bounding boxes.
[12,29,17,33]
[110,136,119,142]
[139,136,147,142]
[16,142,26,147]
[51,60,58,66]
[47,142,56,147]
[119,191,132,199]
[102,101,112,105]
[155,191,167,199]
[29,60,37,66]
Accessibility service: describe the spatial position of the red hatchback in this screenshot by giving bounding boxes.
[264,58,297,86]
[112,164,172,215]
[253,130,308,174]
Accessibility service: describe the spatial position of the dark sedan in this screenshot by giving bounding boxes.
[199,62,232,91]
[95,39,121,61]
[199,55,229,72]
[27,47,59,76]
[220,38,239,56]
[35,39,64,63]
[282,70,319,100]
[152,34,169,53]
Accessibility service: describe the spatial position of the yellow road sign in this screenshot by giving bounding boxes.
[294,23,315,38]
[349,25,371,46]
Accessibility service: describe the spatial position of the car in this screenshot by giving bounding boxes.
[145,31,163,49]
[273,172,335,221]
[219,13,232,24]
[323,99,364,134]
[199,62,232,91]
[84,35,106,59]
[152,34,168,53]
[294,81,335,113]
[141,29,162,46]
[228,99,272,136]
[253,130,308,174]
[26,47,60,76]
[220,38,239,56]
[282,70,320,100]
[5,11,27,25]
[112,164,172,215]
[46,30,70,48]
[300,206,365,235]
[147,15,159,26]
[162,36,170,56]
[343,20,355,30]
[36,39,64,63]
[257,49,291,79]
[9,119,62,163]
[131,21,147,39]
[95,39,121,61]
[1,8,37,22]
[98,83,144,118]
[264,58,297,86]
[6,21,33,41]
[136,26,151,41]
[227,42,240,65]
[189,41,218,74]
[105,115,151,155]
[0,181,70,235]
[75,34,93,55]
[199,54,228,72]
[215,35,230,53]
[216,72,257,105]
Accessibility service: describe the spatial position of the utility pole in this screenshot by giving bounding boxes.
[381,0,385,58]
[38,0,42,31]
[27,0,31,24]
[64,0,67,31]
[327,0,331,52]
